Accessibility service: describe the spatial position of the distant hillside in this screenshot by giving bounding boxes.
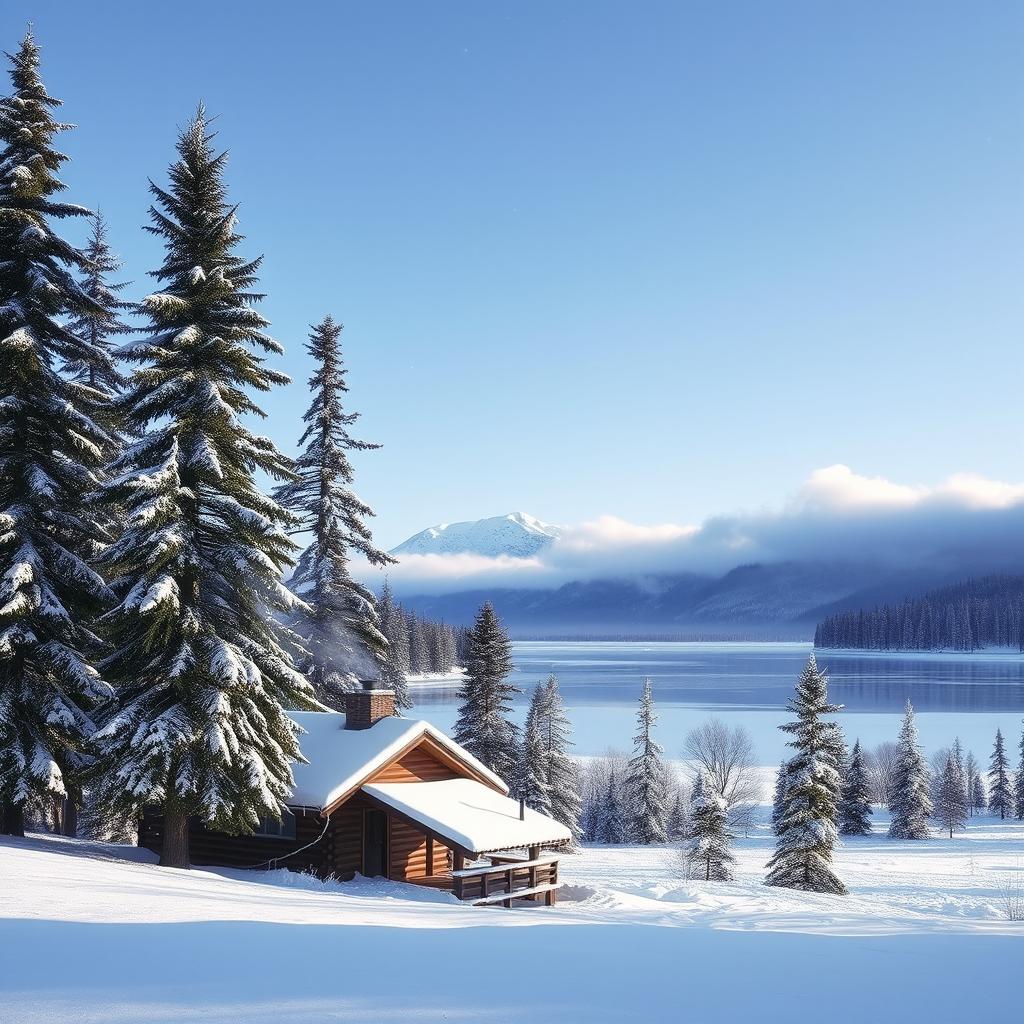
[397,561,955,639]
[814,574,1024,652]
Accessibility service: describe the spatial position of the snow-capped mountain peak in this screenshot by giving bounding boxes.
[391,512,561,559]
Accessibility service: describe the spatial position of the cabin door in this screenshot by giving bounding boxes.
[363,809,388,877]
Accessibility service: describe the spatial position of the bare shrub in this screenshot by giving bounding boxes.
[683,718,762,832]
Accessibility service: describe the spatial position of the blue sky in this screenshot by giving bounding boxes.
[6,2,1023,550]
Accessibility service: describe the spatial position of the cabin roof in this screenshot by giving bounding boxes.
[363,778,573,855]
[287,711,507,809]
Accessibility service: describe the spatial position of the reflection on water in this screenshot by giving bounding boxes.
[409,642,1024,762]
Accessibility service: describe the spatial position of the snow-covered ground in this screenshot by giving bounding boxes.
[2,811,1022,1023]
[405,667,466,686]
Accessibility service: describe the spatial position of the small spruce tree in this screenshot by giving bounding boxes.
[685,771,735,881]
[625,678,669,844]
[934,753,968,839]
[536,675,582,847]
[377,583,411,712]
[988,728,1013,820]
[837,739,873,837]
[1015,729,1024,821]
[514,683,551,816]
[766,655,846,894]
[888,700,932,839]
[596,770,627,844]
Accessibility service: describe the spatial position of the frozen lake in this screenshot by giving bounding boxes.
[409,641,1024,765]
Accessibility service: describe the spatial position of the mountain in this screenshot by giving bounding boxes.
[396,561,955,639]
[390,512,561,559]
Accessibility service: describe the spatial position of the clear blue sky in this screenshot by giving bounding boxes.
[6,2,1022,548]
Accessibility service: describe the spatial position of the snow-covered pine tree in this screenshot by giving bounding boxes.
[888,700,932,839]
[666,787,689,842]
[934,753,968,838]
[377,582,411,712]
[1015,729,1024,820]
[452,602,520,783]
[407,611,430,676]
[765,655,846,894]
[514,683,551,816]
[685,770,735,881]
[63,211,130,445]
[536,675,582,847]
[273,315,393,709]
[0,32,114,836]
[988,728,1013,820]
[770,758,789,836]
[91,108,319,868]
[837,738,873,836]
[625,678,669,844]
[596,769,627,844]
[970,760,987,815]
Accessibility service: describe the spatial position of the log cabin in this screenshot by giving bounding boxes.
[139,685,571,906]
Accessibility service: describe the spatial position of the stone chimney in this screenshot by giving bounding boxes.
[343,682,395,730]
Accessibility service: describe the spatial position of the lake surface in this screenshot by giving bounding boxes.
[409,641,1024,765]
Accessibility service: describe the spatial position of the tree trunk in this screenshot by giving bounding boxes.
[159,805,191,868]
[61,798,78,838]
[1,802,25,837]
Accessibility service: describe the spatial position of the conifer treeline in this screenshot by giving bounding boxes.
[814,575,1024,652]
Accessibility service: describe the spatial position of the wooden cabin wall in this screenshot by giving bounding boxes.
[372,745,461,783]
[323,798,365,880]
[388,816,428,880]
[139,806,330,876]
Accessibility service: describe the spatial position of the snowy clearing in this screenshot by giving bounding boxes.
[2,808,1022,1023]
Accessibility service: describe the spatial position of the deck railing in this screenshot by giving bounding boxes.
[451,853,559,906]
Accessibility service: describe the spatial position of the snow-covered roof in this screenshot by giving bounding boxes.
[363,778,573,855]
[287,712,507,809]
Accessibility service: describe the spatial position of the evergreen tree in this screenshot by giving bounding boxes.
[934,753,968,839]
[888,700,932,839]
[91,108,317,867]
[514,683,551,816]
[625,678,669,844]
[970,760,987,815]
[666,788,689,842]
[536,675,582,847]
[685,771,735,881]
[837,739,873,837]
[377,583,411,712]
[596,769,627,844]
[988,728,1013,820]
[63,211,130,445]
[1015,729,1024,821]
[274,316,393,708]
[407,611,429,676]
[452,602,520,783]
[0,33,113,836]
[766,655,846,894]
[771,758,790,837]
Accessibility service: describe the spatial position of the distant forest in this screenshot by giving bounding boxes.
[814,575,1024,652]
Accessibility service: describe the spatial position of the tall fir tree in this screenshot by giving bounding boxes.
[273,316,393,708]
[1015,729,1024,820]
[535,675,582,847]
[837,738,873,837]
[625,678,669,844]
[888,700,932,839]
[987,728,1013,820]
[934,753,968,839]
[766,655,846,894]
[452,602,520,783]
[377,582,411,712]
[0,32,113,836]
[685,771,735,881]
[91,108,318,867]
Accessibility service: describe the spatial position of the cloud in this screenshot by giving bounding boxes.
[366,464,1024,595]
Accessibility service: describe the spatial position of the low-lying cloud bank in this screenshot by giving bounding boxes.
[362,465,1024,595]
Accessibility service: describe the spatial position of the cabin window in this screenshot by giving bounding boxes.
[254,809,297,839]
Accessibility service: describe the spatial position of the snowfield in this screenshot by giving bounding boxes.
[2,811,1022,1023]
